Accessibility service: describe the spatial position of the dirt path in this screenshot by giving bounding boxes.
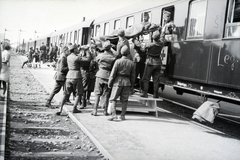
[5,53,105,160]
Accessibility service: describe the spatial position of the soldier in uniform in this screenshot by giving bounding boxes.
[21,47,34,68]
[40,42,47,63]
[56,44,90,115]
[45,46,69,107]
[141,30,163,98]
[79,45,91,108]
[108,45,135,121]
[161,11,177,42]
[116,29,130,59]
[91,41,116,116]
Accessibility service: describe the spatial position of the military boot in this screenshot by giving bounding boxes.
[140,83,148,98]
[91,95,100,116]
[108,102,117,121]
[153,83,159,98]
[45,93,54,107]
[119,102,128,120]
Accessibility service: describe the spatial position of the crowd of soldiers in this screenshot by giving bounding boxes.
[41,24,167,121]
[42,11,174,121]
[21,42,60,69]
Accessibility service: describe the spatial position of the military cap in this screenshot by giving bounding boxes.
[118,28,125,36]
[69,44,78,50]
[103,40,112,50]
[120,45,130,56]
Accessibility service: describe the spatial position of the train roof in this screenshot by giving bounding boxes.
[94,0,178,23]
[51,19,94,37]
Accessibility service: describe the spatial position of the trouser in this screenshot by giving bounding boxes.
[47,80,65,103]
[142,64,161,94]
[81,70,90,107]
[135,62,145,90]
[109,86,130,118]
[93,78,111,113]
[22,59,31,68]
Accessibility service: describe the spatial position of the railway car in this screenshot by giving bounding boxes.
[25,18,94,52]
[49,19,94,47]
[93,0,240,105]
[25,34,51,51]
[25,0,240,119]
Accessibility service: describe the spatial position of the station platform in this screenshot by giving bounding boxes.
[12,54,240,160]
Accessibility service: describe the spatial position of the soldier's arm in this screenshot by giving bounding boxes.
[60,57,69,74]
[108,61,118,88]
[130,63,136,89]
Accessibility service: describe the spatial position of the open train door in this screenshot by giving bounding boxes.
[81,28,90,45]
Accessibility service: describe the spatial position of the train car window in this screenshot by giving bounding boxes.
[78,29,81,44]
[104,22,110,35]
[56,36,58,45]
[114,20,121,30]
[141,11,151,23]
[70,32,72,43]
[74,30,77,44]
[95,25,101,36]
[225,0,240,38]
[187,0,207,39]
[66,33,69,43]
[126,16,134,28]
[161,7,174,28]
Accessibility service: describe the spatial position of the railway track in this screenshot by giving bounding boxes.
[5,54,106,160]
[155,95,240,140]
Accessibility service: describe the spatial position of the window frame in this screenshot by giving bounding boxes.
[95,25,101,36]
[186,0,207,40]
[224,0,240,38]
[114,19,121,30]
[104,22,110,35]
[126,16,134,28]
[141,11,152,23]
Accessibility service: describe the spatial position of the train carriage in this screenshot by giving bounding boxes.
[92,0,240,105]
[25,0,240,119]
[49,19,94,47]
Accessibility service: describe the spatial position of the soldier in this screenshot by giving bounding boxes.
[108,45,135,121]
[56,44,90,115]
[21,47,34,68]
[40,42,46,63]
[116,28,130,59]
[79,45,91,108]
[161,11,177,42]
[91,41,116,116]
[132,36,146,92]
[141,30,163,98]
[45,46,70,107]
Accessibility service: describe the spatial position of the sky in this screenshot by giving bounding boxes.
[0,0,143,45]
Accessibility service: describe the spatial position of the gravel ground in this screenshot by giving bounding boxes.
[5,53,106,160]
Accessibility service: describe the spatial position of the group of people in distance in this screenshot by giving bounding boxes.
[43,10,175,121]
[21,42,60,69]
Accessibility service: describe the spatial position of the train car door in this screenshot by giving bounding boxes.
[81,28,90,45]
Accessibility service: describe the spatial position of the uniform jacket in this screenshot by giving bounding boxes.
[66,53,90,79]
[40,45,46,53]
[95,51,116,80]
[54,54,68,81]
[145,41,163,65]
[108,56,135,88]
[117,37,130,55]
